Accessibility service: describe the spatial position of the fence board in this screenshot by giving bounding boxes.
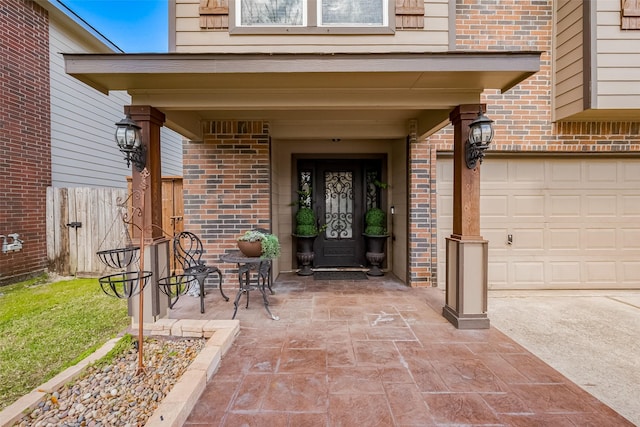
[47,187,128,276]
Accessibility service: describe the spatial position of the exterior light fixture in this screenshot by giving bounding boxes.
[465,110,494,169]
[115,115,145,171]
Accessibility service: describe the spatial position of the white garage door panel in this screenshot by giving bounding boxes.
[623,262,640,283]
[550,262,581,283]
[481,196,508,217]
[509,228,545,250]
[586,195,618,216]
[550,195,581,216]
[585,229,617,249]
[586,262,617,283]
[622,196,640,215]
[622,229,640,248]
[437,157,640,290]
[512,262,545,285]
[549,229,580,249]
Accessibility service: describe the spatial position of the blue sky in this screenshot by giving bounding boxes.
[61,0,168,52]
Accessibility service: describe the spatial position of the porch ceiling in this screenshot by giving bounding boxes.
[64,52,541,140]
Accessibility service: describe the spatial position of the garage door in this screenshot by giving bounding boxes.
[437,156,640,290]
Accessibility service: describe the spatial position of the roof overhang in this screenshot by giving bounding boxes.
[64,52,541,140]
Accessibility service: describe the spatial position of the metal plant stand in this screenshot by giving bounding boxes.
[96,168,152,374]
[157,274,197,309]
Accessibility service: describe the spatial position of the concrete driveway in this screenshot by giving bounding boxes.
[488,290,640,426]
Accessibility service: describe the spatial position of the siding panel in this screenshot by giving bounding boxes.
[595,1,640,109]
[174,0,449,53]
[50,21,132,188]
[553,0,585,120]
[50,21,183,188]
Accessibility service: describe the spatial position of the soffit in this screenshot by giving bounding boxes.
[64,52,541,139]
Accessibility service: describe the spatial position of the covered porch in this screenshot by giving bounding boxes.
[65,51,540,328]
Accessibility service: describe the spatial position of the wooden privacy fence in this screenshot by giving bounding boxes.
[47,187,129,276]
[47,178,183,276]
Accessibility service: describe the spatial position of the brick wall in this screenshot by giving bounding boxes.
[408,136,438,287]
[0,1,51,285]
[182,120,270,284]
[431,0,640,151]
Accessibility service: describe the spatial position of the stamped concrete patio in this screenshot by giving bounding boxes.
[167,272,633,426]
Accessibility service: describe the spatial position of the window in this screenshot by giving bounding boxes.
[232,0,392,33]
[319,0,386,27]
[238,0,306,26]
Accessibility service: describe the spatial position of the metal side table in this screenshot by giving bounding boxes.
[221,250,279,320]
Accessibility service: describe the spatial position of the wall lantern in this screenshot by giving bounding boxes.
[115,115,145,171]
[465,110,494,169]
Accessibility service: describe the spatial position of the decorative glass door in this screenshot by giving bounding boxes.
[324,171,353,240]
[295,158,384,268]
[316,162,364,267]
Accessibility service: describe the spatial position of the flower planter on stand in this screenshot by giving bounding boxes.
[363,234,389,276]
[293,234,316,276]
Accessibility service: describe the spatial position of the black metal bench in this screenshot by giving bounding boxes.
[160,231,228,314]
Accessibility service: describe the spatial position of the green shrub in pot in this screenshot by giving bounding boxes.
[364,207,387,236]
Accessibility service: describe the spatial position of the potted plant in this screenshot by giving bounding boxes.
[292,207,320,276]
[237,230,281,259]
[363,207,389,276]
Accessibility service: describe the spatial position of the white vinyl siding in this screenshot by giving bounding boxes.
[50,21,183,188]
[174,0,449,53]
[595,0,640,109]
[437,156,640,290]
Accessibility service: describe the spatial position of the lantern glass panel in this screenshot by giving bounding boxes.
[471,125,482,144]
[481,123,493,143]
[115,126,127,148]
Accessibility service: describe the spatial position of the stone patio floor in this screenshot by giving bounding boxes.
[166,272,634,426]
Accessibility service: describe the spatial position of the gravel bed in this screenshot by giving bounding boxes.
[14,337,205,427]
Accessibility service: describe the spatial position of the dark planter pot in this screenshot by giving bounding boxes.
[363,234,389,276]
[293,234,317,276]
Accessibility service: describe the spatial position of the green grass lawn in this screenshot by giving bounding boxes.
[0,275,129,411]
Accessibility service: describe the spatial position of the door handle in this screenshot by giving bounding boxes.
[507,234,513,245]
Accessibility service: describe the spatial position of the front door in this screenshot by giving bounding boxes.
[296,158,384,268]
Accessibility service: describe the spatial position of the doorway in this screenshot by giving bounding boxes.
[295,157,386,268]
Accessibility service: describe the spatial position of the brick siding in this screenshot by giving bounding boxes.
[408,137,438,287]
[0,1,51,285]
[182,120,270,285]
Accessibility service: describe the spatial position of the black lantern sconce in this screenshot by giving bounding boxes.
[465,110,494,169]
[115,115,145,171]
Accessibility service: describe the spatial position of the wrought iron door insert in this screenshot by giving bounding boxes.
[295,158,384,268]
